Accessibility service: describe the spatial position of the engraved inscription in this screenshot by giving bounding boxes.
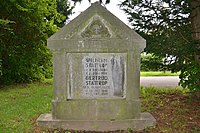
[82,54,125,98]
[82,56,111,97]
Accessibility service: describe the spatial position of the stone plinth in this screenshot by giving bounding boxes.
[37,113,155,131]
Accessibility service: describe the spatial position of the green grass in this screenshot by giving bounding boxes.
[140,71,180,76]
[140,86,181,112]
[0,81,198,132]
[0,80,53,133]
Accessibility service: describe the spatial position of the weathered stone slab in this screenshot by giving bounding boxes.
[67,53,126,99]
[37,113,156,131]
[51,99,141,120]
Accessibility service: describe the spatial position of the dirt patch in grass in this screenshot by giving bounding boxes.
[143,92,200,132]
[33,89,200,133]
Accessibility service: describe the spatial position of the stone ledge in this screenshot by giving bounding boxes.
[37,112,156,131]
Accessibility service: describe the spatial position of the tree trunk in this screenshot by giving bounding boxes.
[191,2,200,68]
[191,0,200,93]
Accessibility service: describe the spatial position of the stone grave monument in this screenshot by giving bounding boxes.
[37,2,156,131]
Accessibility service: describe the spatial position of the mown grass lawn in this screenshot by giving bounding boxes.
[0,80,199,133]
[140,71,180,76]
[0,80,53,133]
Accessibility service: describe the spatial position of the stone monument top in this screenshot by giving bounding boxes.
[48,2,145,52]
[37,2,155,131]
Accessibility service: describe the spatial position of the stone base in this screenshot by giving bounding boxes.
[37,113,156,131]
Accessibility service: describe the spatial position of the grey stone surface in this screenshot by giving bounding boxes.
[67,53,126,99]
[37,2,156,131]
[37,113,155,131]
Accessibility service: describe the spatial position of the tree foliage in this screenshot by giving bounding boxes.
[71,0,110,4]
[0,0,71,84]
[120,0,200,91]
[141,53,166,71]
[56,0,74,27]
